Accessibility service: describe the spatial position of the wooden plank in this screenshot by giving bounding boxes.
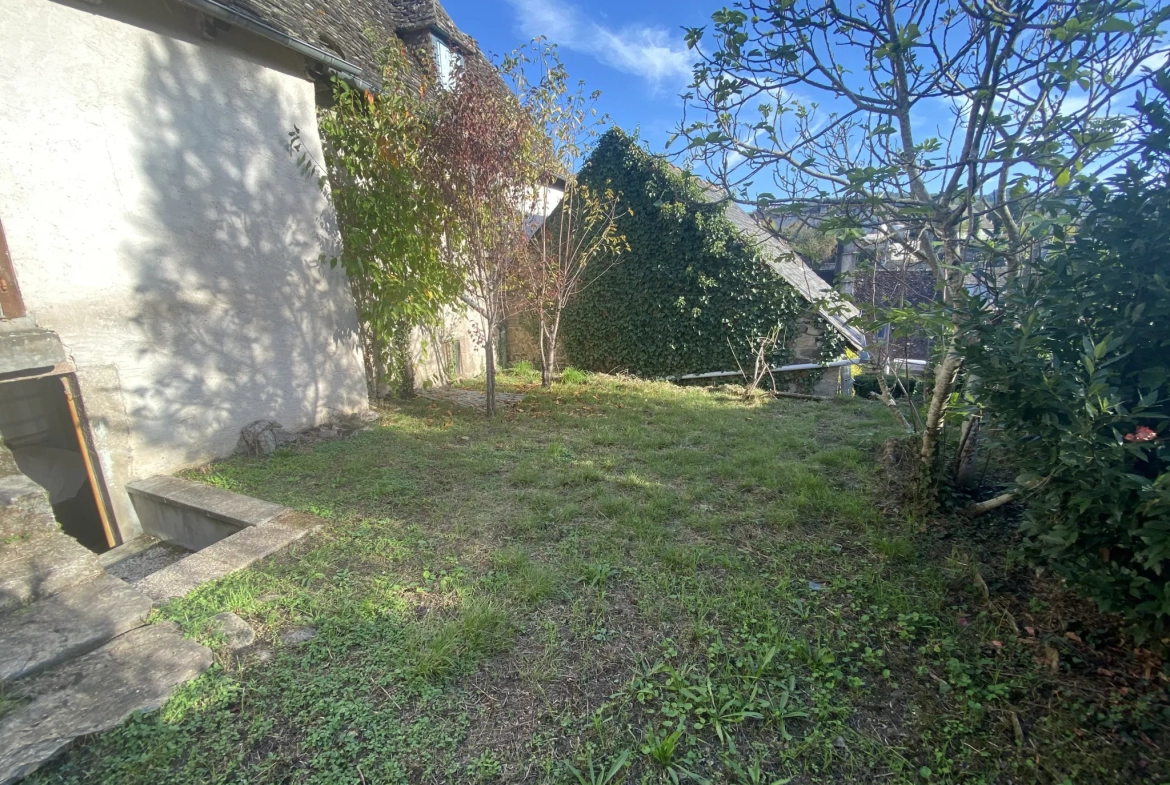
[0,217,25,319]
[59,376,117,548]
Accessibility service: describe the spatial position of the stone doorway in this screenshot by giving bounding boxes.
[0,374,115,553]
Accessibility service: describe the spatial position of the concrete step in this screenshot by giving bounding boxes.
[0,573,152,683]
[96,534,164,569]
[127,475,288,550]
[138,510,321,603]
[0,475,58,540]
[0,533,104,613]
[0,623,212,785]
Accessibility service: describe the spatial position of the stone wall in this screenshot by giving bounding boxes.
[0,0,368,539]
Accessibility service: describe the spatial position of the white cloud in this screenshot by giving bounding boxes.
[508,0,692,88]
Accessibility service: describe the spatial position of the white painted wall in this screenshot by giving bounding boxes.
[0,0,368,536]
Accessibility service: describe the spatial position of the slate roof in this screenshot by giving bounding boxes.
[214,0,478,86]
[698,185,866,350]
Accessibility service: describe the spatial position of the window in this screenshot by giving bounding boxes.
[431,32,463,90]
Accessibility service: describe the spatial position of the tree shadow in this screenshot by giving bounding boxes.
[121,20,366,471]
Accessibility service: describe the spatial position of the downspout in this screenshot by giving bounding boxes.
[174,0,379,92]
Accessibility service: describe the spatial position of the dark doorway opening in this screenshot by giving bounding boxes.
[0,375,114,553]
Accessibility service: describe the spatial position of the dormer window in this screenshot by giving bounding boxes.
[431,30,463,90]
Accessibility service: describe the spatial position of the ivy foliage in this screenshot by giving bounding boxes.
[561,129,829,378]
[961,85,1170,640]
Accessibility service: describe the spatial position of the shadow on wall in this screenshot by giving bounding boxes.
[122,33,365,468]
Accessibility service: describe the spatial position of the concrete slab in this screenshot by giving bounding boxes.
[0,475,57,539]
[0,323,67,377]
[127,475,288,551]
[0,573,151,682]
[0,533,103,613]
[137,511,322,604]
[0,623,212,785]
[103,541,190,586]
[96,535,163,569]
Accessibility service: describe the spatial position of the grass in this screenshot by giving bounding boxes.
[29,373,1168,784]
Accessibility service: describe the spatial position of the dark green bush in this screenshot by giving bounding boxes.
[562,128,833,377]
[962,95,1170,640]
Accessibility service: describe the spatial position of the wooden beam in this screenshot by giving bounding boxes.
[60,376,118,548]
[0,217,26,319]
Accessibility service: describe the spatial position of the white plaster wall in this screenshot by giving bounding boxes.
[0,0,367,511]
[411,308,488,388]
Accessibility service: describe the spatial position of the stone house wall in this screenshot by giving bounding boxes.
[0,0,368,541]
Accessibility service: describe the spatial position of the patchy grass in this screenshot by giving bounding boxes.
[30,374,1168,784]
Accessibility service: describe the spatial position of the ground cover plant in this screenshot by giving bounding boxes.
[29,374,1169,784]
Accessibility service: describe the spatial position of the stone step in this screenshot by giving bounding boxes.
[127,475,288,551]
[0,475,58,540]
[0,533,104,613]
[96,534,164,570]
[138,510,321,603]
[0,623,212,785]
[0,573,152,683]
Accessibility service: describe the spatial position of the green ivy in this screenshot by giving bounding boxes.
[561,129,826,378]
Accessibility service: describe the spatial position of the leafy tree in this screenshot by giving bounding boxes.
[675,0,1169,480]
[960,79,1170,639]
[505,41,629,388]
[290,42,461,398]
[430,61,541,415]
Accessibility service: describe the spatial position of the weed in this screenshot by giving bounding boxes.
[560,367,588,385]
[580,561,618,588]
[565,749,630,785]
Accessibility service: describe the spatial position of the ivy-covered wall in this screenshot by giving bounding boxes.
[562,128,832,378]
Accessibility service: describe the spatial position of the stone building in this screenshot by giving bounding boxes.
[0,0,487,551]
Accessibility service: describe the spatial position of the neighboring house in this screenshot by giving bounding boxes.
[768,203,939,363]
[0,0,483,551]
[548,130,864,395]
[415,176,566,387]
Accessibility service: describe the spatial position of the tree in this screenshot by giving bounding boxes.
[290,42,462,399]
[430,62,541,416]
[504,41,629,388]
[675,0,1169,483]
[958,78,1170,638]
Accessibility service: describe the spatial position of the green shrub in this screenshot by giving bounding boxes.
[560,367,588,385]
[562,129,833,377]
[962,95,1170,640]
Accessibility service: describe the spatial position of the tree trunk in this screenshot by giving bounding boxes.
[390,318,415,399]
[954,416,981,489]
[539,311,552,388]
[919,346,961,470]
[484,321,497,417]
[542,314,561,389]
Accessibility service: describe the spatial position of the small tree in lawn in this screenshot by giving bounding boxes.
[504,41,628,388]
[675,0,1169,491]
[431,63,539,416]
[524,180,628,386]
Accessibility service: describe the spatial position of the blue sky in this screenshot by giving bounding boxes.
[443,0,711,154]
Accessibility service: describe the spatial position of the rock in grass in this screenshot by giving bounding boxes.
[210,612,255,650]
[281,626,316,646]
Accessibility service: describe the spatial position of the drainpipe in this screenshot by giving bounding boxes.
[668,353,869,382]
[174,0,379,92]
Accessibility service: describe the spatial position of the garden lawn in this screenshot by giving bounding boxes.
[29,373,1168,784]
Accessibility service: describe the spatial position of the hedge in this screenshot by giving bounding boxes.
[561,129,834,378]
